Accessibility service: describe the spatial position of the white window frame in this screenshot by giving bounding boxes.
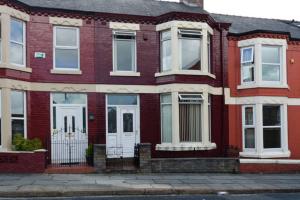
[240,103,289,158]
[112,30,137,72]
[160,93,172,144]
[238,38,287,89]
[11,90,27,139]
[240,46,255,84]
[207,34,212,73]
[160,29,172,72]
[242,105,256,152]
[178,29,202,71]
[0,16,2,63]
[53,26,80,71]
[261,45,282,84]
[10,18,26,67]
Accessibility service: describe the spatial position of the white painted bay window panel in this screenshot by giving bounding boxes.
[0,18,2,62]
[11,90,26,139]
[160,94,172,143]
[262,46,281,82]
[161,30,172,72]
[241,47,255,83]
[242,106,256,149]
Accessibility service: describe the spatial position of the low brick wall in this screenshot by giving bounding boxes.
[240,163,300,173]
[0,150,47,173]
[151,157,239,173]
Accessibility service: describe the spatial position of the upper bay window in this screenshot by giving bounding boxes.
[113,31,136,72]
[156,21,214,78]
[241,104,289,158]
[238,38,287,89]
[10,18,26,66]
[54,26,80,70]
[178,29,201,71]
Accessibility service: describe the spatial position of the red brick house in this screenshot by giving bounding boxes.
[0,0,299,173]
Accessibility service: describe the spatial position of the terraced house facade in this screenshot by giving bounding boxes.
[0,0,299,173]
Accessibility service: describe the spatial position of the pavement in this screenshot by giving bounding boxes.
[0,173,300,197]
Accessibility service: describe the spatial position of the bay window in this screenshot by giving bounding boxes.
[0,18,2,62]
[158,92,215,151]
[241,104,288,158]
[178,30,201,70]
[54,26,79,70]
[10,18,25,66]
[113,31,136,72]
[11,91,26,139]
[157,21,214,77]
[238,38,287,88]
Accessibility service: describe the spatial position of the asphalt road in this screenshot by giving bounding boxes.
[1,193,300,200]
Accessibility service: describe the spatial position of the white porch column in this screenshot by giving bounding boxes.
[1,87,11,151]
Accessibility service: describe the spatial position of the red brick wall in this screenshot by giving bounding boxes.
[240,163,300,173]
[0,151,46,173]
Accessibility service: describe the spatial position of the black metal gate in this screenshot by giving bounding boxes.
[48,127,88,167]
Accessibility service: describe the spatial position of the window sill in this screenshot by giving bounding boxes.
[155,70,216,79]
[50,69,82,75]
[240,158,300,164]
[237,84,289,90]
[240,150,291,158]
[110,71,141,77]
[0,64,32,73]
[155,142,217,151]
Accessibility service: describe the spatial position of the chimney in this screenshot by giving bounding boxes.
[180,0,204,8]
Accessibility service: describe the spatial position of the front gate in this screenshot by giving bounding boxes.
[49,127,88,167]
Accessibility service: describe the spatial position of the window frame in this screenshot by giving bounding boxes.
[242,105,256,152]
[160,93,172,144]
[261,45,282,84]
[10,18,26,67]
[112,30,137,73]
[240,46,255,84]
[53,26,80,71]
[160,29,172,72]
[11,90,27,139]
[0,16,2,63]
[178,29,202,71]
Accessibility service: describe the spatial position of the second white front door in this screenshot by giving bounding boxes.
[106,95,140,158]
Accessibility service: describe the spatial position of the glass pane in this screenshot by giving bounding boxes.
[53,107,56,129]
[107,95,137,105]
[116,39,135,71]
[11,91,24,117]
[245,128,255,148]
[123,113,133,132]
[263,128,281,148]
[179,103,202,142]
[161,94,171,104]
[161,104,172,143]
[245,107,253,125]
[181,39,201,70]
[82,107,86,133]
[161,40,171,71]
[72,116,75,132]
[10,19,23,43]
[64,116,67,133]
[262,46,280,64]
[242,65,254,82]
[55,49,79,69]
[262,64,280,81]
[242,48,253,63]
[263,106,281,126]
[12,119,24,139]
[56,27,77,46]
[52,93,86,104]
[10,42,24,65]
[108,107,117,133]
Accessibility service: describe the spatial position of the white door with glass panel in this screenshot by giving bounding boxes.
[106,95,140,158]
[51,93,88,164]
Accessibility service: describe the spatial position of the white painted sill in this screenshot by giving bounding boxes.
[0,63,32,73]
[155,142,217,151]
[240,158,300,164]
[239,150,291,159]
[155,70,216,79]
[237,84,289,90]
[110,71,141,77]
[51,69,82,75]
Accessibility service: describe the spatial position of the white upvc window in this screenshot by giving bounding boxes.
[0,17,2,63]
[54,26,80,70]
[10,18,26,67]
[156,21,214,78]
[238,38,287,89]
[241,47,255,83]
[11,90,26,139]
[178,29,202,71]
[113,31,136,72]
[157,92,216,151]
[161,30,172,72]
[241,104,289,158]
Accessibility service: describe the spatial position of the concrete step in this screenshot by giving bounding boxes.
[106,158,138,173]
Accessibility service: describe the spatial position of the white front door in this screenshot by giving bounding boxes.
[107,106,139,158]
[51,106,87,164]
